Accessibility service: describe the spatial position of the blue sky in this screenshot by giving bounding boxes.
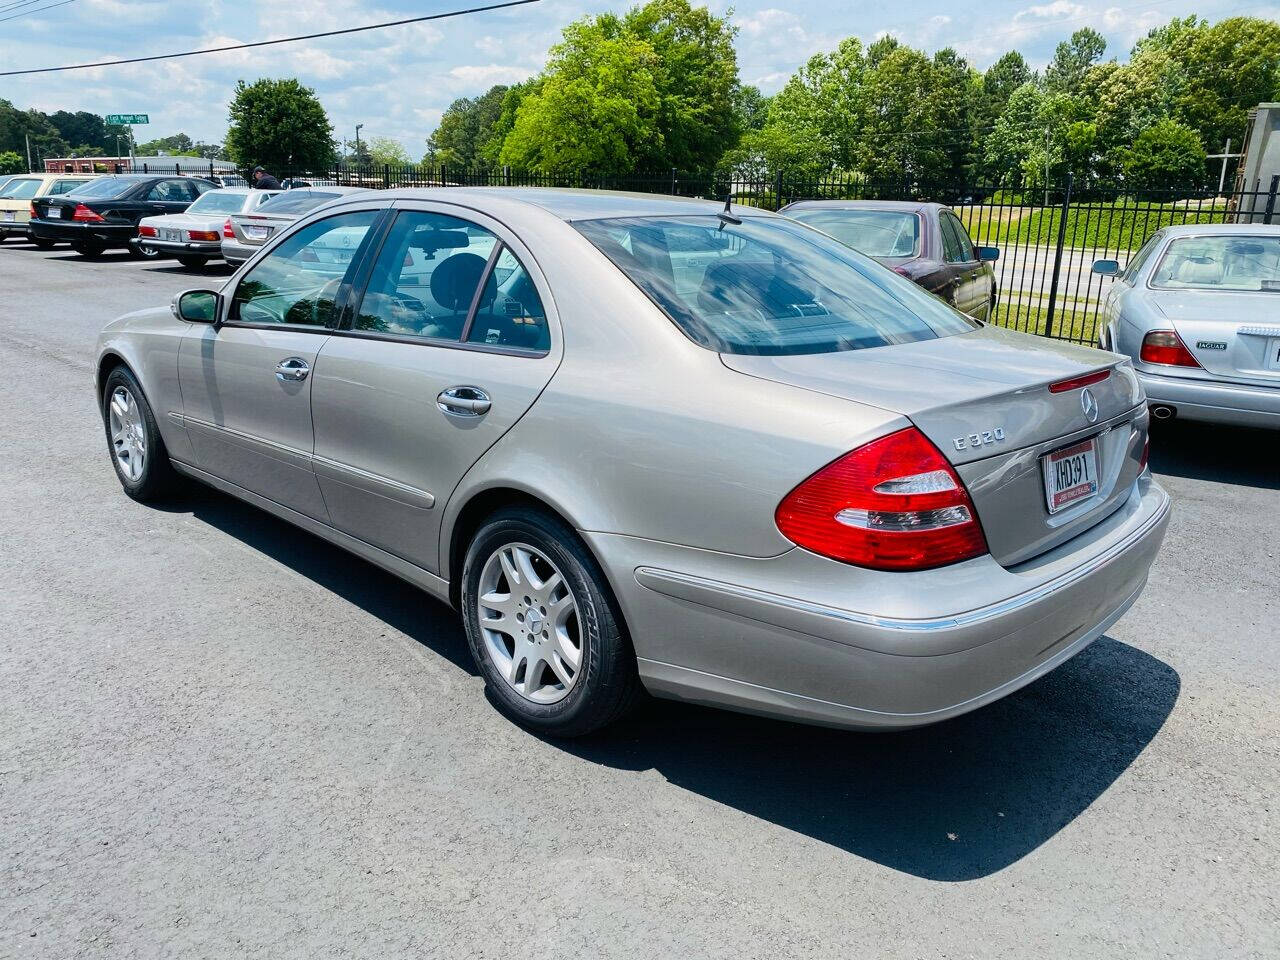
[3,0,1273,157]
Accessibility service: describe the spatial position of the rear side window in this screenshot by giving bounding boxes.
[466,247,549,350]
[50,179,88,196]
[940,213,974,262]
[575,215,976,356]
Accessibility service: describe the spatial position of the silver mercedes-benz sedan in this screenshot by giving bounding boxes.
[1093,224,1280,429]
[95,188,1170,736]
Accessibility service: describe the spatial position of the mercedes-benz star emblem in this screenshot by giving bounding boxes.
[1080,387,1099,424]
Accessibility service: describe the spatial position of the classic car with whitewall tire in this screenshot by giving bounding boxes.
[1094,224,1280,429]
[95,188,1169,737]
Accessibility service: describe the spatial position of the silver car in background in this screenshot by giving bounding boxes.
[221,186,366,266]
[1094,224,1280,429]
[137,187,280,268]
[95,189,1170,737]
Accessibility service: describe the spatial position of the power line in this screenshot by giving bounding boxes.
[0,0,50,13]
[0,0,73,21]
[0,0,539,76]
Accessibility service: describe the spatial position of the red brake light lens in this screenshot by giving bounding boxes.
[1049,369,1110,393]
[29,203,37,218]
[138,225,157,237]
[71,203,104,222]
[1140,330,1200,367]
[775,427,988,571]
[223,217,234,238]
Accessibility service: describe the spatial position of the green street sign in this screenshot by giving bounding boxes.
[106,114,149,125]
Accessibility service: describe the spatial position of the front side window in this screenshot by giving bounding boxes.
[1150,235,1280,291]
[353,211,502,342]
[786,209,920,258]
[944,213,976,262]
[0,179,41,200]
[576,215,977,355]
[1122,232,1163,284]
[231,211,379,328]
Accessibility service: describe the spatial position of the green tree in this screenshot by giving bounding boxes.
[368,137,410,166]
[0,151,24,174]
[980,52,1032,124]
[1118,118,1206,195]
[1045,28,1107,97]
[427,84,509,168]
[733,85,769,133]
[137,132,195,155]
[225,78,335,171]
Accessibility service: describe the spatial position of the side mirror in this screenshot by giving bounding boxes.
[1092,259,1121,277]
[172,289,220,324]
[977,246,999,262]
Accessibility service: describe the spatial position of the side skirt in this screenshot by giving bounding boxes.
[170,459,453,607]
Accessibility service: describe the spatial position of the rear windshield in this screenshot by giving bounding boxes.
[1150,235,1280,291]
[257,190,341,215]
[64,177,141,200]
[186,190,249,215]
[786,209,921,258]
[574,215,976,355]
[0,179,41,200]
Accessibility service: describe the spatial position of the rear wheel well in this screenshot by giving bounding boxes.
[448,489,585,609]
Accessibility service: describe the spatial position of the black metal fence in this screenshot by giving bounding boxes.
[137,160,1280,346]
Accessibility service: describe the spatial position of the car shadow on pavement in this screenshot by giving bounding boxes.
[1150,420,1278,490]
[168,485,478,677]
[566,637,1179,882]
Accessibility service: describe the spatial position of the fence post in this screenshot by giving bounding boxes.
[1043,172,1073,340]
[382,164,390,188]
[1265,174,1279,225]
[774,168,784,210]
[669,167,677,196]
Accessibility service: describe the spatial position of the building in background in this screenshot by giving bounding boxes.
[42,155,240,176]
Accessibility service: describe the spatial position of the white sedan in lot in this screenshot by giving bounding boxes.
[1094,224,1280,429]
[136,188,279,268]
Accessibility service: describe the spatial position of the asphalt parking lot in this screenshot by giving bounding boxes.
[1,241,1276,960]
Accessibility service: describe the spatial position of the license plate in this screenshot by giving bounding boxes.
[1042,438,1099,514]
[242,225,272,241]
[3,211,13,222]
[164,228,182,242]
[46,207,62,219]
[1268,338,1280,371]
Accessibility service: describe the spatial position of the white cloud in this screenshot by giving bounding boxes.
[1013,0,1088,21]
[447,64,537,87]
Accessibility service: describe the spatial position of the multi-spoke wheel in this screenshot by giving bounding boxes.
[462,507,641,736]
[101,366,179,502]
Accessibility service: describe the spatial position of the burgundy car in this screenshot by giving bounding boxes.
[780,200,999,320]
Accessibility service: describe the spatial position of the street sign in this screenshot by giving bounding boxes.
[106,114,149,125]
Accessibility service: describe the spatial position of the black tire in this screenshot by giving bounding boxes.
[32,238,55,250]
[461,506,641,737]
[177,255,208,269]
[101,366,180,503]
[72,241,105,258]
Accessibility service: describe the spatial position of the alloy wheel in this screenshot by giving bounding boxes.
[108,385,147,482]
[476,542,582,704]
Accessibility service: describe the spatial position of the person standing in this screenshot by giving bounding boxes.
[251,166,282,190]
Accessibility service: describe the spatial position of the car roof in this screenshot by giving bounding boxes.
[1156,223,1280,238]
[365,187,779,222]
[781,199,936,214]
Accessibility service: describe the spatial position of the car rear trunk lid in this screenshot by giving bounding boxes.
[1152,291,1280,384]
[723,324,1148,566]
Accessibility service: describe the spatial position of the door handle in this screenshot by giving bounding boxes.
[437,386,491,417]
[275,357,310,382]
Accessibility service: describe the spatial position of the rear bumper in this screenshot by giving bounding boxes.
[1140,369,1280,428]
[29,219,135,247]
[0,220,28,237]
[220,239,259,265]
[135,238,222,257]
[593,476,1170,730]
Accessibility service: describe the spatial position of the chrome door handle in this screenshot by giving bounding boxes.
[437,386,491,417]
[275,357,310,382]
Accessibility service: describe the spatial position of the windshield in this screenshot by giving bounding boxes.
[64,177,140,199]
[0,179,41,200]
[1150,235,1280,291]
[574,215,977,355]
[187,190,249,215]
[786,209,921,258]
[257,190,341,215]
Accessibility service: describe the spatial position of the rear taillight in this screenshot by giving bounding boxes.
[72,203,104,222]
[223,218,235,238]
[775,427,988,571]
[29,203,37,219]
[188,230,219,242]
[1140,330,1200,367]
[138,225,157,237]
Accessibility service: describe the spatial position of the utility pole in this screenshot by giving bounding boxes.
[1207,138,1243,195]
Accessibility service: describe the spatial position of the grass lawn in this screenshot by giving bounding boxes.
[958,198,1234,252]
[990,300,1101,344]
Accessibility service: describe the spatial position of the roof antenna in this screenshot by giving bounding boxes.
[717,193,742,231]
